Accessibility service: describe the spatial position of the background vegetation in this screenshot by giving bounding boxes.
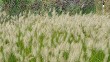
[0,0,109,16]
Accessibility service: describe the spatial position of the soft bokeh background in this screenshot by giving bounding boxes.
[0,0,109,16]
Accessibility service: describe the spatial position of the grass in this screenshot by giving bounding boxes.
[0,12,110,62]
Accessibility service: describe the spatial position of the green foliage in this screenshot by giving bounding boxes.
[2,0,30,15]
[38,33,45,49]
[1,46,6,62]
[63,51,69,60]
[107,49,110,62]
[8,53,17,62]
[29,57,36,62]
[16,29,24,54]
[0,0,97,16]
[66,4,81,15]
[68,33,74,44]
[81,4,96,14]
[51,30,60,47]
[89,49,105,62]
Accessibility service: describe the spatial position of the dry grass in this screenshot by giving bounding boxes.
[0,12,110,62]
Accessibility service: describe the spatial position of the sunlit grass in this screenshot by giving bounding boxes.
[0,12,110,62]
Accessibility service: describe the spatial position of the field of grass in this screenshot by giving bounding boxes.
[0,12,110,62]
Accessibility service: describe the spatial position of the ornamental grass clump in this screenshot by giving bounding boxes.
[0,12,110,62]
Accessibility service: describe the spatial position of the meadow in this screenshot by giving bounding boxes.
[0,12,110,62]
